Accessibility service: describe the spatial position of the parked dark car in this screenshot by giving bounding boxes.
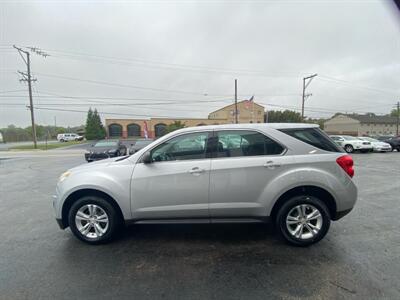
[372,135,394,142]
[129,139,154,154]
[384,136,400,152]
[85,139,127,162]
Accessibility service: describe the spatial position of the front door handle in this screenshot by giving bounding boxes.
[189,167,206,175]
[263,161,281,169]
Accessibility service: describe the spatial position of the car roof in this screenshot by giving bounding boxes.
[172,123,319,134]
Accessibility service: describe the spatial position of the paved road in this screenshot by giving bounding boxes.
[0,153,399,299]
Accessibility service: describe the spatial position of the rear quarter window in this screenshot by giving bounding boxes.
[279,128,342,152]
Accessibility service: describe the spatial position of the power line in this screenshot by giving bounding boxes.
[33,46,304,78]
[319,75,399,96]
[34,72,215,96]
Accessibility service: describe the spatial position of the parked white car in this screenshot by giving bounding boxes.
[57,133,84,142]
[358,137,392,152]
[330,135,373,153]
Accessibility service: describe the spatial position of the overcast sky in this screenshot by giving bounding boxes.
[1,0,399,128]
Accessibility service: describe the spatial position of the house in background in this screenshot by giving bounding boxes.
[324,114,398,136]
[105,100,265,139]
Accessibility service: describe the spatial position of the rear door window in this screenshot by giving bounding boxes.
[215,130,284,158]
[279,128,342,152]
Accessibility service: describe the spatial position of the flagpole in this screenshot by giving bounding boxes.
[252,96,255,123]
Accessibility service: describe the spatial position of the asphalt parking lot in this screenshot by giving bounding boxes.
[0,151,399,299]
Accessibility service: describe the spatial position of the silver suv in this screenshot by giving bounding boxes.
[54,124,357,246]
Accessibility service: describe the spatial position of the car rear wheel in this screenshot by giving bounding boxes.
[68,196,121,244]
[344,145,354,153]
[276,195,331,246]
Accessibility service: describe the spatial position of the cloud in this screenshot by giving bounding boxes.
[1,0,399,127]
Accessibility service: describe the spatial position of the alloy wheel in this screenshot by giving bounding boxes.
[286,204,323,240]
[345,145,353,153]
[75,204,109,239]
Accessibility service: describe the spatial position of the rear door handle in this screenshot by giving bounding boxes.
[189,167,206,175]
[263,161,281,169]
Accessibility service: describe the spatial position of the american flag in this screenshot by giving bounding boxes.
[245,95,254,109]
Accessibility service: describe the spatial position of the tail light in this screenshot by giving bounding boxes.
[336,155,354,178]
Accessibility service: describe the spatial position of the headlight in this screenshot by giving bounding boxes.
[107,149,117,153]
[59,171,71,183]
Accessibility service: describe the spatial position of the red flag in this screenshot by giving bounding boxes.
[144,121,149,138]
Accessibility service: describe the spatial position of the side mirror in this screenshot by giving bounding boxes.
[142,151,152,164]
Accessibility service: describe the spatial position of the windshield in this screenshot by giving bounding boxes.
[94,140,118,147]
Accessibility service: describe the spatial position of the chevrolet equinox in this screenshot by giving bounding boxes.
[53,123,357,246]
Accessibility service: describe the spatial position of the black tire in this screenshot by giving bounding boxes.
[60,139,65,142]
[275,195,331,247]
[68,195,121,244]
[116,150,121,157]
[344,144,354,153]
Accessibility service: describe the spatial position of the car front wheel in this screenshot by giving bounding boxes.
[68,196,121,244]
[344,145,354,153]
[276,195,331,246]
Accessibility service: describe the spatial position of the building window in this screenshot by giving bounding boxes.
[108,124,122,137]
[154,123,167,137]
[127,123,141,137]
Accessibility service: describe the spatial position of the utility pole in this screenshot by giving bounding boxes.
[396,101,399,136]
[14,45,37,148]
[234,79,238,124]
[301,73,318,120]
[13,46,49,149]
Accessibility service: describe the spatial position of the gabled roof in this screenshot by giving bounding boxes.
[344,114,397,124]
[208,100,264,114]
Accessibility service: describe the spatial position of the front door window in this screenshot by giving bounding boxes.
[151,132,209,162]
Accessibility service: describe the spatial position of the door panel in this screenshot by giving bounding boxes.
[209,129,288,218]
[130,131,212,220]
[131,160,211,219]
[209,156,289,217]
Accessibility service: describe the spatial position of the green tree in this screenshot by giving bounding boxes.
[306,117,326,129]
[166,121,185,133]
[85,108,106,140]
[265,110,303,123]
[390,108,399,118]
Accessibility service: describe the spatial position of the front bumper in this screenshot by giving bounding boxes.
[354,144,372,150]
[374,147,392,152]
[56,218,66,229]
